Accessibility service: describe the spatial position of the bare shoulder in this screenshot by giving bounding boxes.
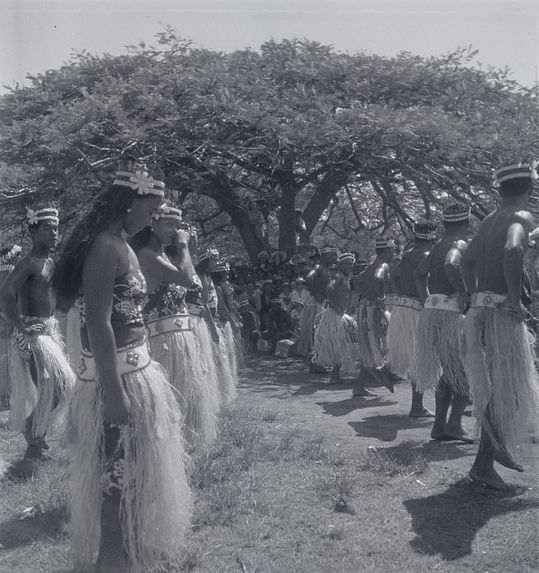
[86,233,122,268]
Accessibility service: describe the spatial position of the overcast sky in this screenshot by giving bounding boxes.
[1,0,538,92]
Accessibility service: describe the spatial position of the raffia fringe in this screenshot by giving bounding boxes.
[312,308,357,370]
[297,303,320,356]
[357,299,387,369]
[148,327,219,448]
[214,322,237,405]
[462,307,539,458]
[66,360,192,572]
[66,306,82,372]
[0,337,11,396]
[9,320,75,435]
[415,307,468,395]
[387,305,419,379]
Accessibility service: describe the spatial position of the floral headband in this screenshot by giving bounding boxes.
[0,244,22,270]
[153,203,182,221]
[198,248,219,262]
[26,208,59,226]
[113,163,165,197]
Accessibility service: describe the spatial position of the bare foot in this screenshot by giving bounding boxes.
[494,444,524,472]
[371,369,394,393]
[469,466,509,491]
[352,385,377,397]
[309,362,328,374]
[431,431,475,444]
[409,408,435,418]
[443,425,475,444]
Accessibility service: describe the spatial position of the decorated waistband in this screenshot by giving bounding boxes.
[470,292,507,309]
[78,339,151,381]
[186,304,205,317]
[386,295,422,311]
[424,294,461,313]
[146,314,191,338]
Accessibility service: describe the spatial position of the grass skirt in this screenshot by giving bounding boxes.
[9,318,75,436]
[297,302,322,357]
[0,336,11,397]
[65,356,192,572]
[223,322,239,384]
[415,308,467,395]
[357,299,388,369]
[312,308,357,370]
[387,306,419,379]
[462,308,539,458]
[148,328,219,448]
[214,322,238,405]
[65,305,82,372]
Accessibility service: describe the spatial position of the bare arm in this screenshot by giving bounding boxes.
[461,236,479,295]
[504,221,529,307]
[166,230,194,284]
[82,234,130,425]
[0,258,36,333]
[138,248,192,287]
[444,243,468,300]
[374,263,389,298]
[414,252,431,303]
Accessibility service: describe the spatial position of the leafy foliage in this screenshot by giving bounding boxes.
[1,30,537,259]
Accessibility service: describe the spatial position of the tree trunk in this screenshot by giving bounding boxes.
[300,171,349,243]
[277,174,297,255]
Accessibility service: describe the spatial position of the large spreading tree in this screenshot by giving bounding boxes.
[1,30,537,259]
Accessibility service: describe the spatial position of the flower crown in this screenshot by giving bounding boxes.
[0,244,22,265]
[26,207,59,226]
[198,248,219,262]
[113,161,165,197]
[153,203,182,221]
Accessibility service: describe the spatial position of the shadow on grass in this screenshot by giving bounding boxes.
[2,458,39,483]
[377,439,475,464]
[317,397,399,417]
[404,480,539,560]
[0,505,67,550]
[349,413,433,442]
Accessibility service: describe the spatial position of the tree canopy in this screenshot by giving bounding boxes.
[1,30,537,259]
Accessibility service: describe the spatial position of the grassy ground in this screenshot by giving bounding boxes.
[1,357,538,572]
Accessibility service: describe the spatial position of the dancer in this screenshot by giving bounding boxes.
[53,162,191,572]
[134,204,219,449]
[414,203,472,443]
[312,252,358,382]
[353,236,394,396]
[0,244,22,409]
[461,162,539,490]
[196,250,237,405]
[0,208,74,463]
[302,246,338,373]
[387,220,437,417]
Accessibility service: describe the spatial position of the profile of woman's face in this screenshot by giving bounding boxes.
[152,218,179,246]
[124,195,163,235]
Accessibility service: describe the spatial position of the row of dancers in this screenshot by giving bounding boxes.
[298,161,539,492]
[0,162,242,572]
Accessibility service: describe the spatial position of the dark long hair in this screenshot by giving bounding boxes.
[129,226,153,253]
[53,185,136,311]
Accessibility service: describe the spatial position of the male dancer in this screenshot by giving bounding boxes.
[353,236,394,396]
[387,220,437,417]
[461,162,539,489]
[302,246,339,373]
[0,207,74,462]
[312,252,358,382]
[414,203,472,443]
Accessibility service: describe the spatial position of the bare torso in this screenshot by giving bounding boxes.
[327,271,350,314]
[394,244,432,298]
[426,237,467,295]
[473,208,533,294]
[355,260,389,302]
[19,256,56,317]
[307,265,330,304]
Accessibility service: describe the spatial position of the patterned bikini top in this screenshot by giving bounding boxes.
[78,267,147,332]
[144,282,187,322]
[207,279,218,310]
[185,273,204,308]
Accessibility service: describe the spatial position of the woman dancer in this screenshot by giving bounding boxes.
[195,251,237,405]
[0,244,22,408]
[53,161,191,572]
[133,204,219,448]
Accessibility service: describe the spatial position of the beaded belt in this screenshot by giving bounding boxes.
[470,292,507,309]
[146,314,191,338]
[424,294,460,313]
[186,304,205,317]
[78,340,151,381]
[387,295,422,311]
